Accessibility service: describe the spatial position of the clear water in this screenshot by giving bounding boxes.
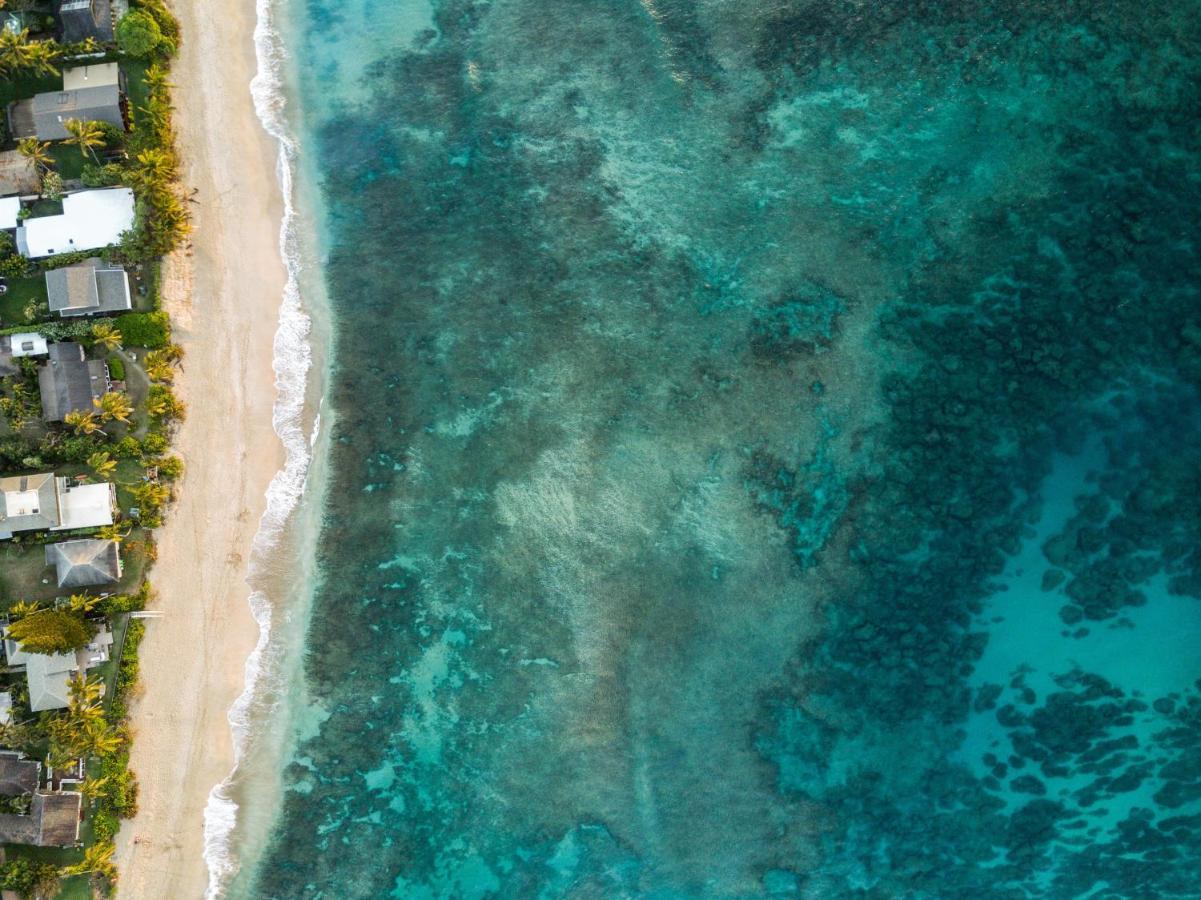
[232,1,1201,897]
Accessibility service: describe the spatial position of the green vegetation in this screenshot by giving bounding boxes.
[115,11,164,59]
[7,609,95,654]
[114,311,170,348]
[0,3,188,893]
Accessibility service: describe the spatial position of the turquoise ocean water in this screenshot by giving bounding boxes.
[225,0,1201,896]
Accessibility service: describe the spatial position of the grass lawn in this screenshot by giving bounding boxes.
[0,540,57,607]
[0,274,50,327]
[48,144,86,181]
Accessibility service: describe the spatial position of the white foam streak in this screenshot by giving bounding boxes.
[202,0,312,894]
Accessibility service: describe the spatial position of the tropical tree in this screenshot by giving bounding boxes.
[62,118,105,163]
[96,523,127,543]
[115,9,163,57]
[64,409,102,435]
[6,599,42,620]
[66,672,104,722]
[91,321,122,351]
[143,348,174,382]
[7,609,93,654]
[87,450,117,478]
[61,839,116,881]
[16,137,52,173]
[146,385,185,420]
[80,774,112,802]
[94,391,134,425]
[40,169,64,201]
[133,147,177,185]
[67,593,102,615]
[133,481,169,510]
[0,28,35,75]
[81,720,122,756]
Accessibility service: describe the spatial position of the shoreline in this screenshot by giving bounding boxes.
[113,0,288,895]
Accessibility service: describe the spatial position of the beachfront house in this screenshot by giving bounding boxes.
[6,61,126,143]
[37,341,109,422]
[4,626,113,712]
[56,0,115,43]
[0,473,116,540]
[45,538,122,588]
[0,752,81,847]
[46,257,132,317]
[16,187,135,259]
[0,333,49,377]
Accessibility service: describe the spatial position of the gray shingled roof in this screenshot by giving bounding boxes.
[45,258,131,316]
[32,83,121,142]
[37,342,107,422]
[0,473,61,537]
[0,754,39,797]
[45,538,121,587]
[57,0,114,44]
[33,792,81,846]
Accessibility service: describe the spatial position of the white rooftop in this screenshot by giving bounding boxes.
[0,196,19,230]
[62,62,121,92]
[9,332,48,357]
[53,481,114,531]
[4,490,41,518]
[0,692,10,726]
[18,188,135,258]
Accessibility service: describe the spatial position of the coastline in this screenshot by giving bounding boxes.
[113,0,287,895]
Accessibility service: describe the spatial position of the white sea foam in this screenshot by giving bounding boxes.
[201,0,316,894]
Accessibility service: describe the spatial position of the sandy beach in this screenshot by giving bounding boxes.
[113,0,286,895]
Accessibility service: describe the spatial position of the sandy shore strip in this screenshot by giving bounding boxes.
[113,0,287,895]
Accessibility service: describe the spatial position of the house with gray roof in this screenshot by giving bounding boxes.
[46,257,132,317]
[56,0,114,44]
[0,473,61,538]
[45,538,122,588]
[6,62,125,142]
[0,749,81,846]
[37,341,108,422]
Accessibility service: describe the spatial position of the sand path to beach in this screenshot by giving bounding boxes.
[114,0,286,895]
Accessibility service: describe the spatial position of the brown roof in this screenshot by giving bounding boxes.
[0,754,39,796]
[33,792,81,846]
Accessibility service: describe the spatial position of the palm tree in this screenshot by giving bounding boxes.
[134,481,170,510]
[87,450,117,479]
[67,594,102,615]
[62,118,105,163]
[96,523,127,543]
[66,673,104,719]
[91,321,122,351]
[7,599,42,620]
[135,148,177,184]
[0,29,35,76]
[64,410,101,435]
[24,38,59,77]
[61,839,117,880]
[144,63,173,92]
[83,720,122,756]
[144,354,174,383]
[16,137,53,173]
[79,774,112,802]
[93,391,134,425]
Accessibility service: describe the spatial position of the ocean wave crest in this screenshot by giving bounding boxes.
[202,0,314,894]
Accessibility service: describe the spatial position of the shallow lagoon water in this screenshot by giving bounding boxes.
[237,0,1201,896]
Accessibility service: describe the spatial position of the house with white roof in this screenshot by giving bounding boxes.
[0,473,116,539]
[0,195,20,230]
[16,188,135,258]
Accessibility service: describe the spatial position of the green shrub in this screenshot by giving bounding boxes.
[154,454,183,479]
[100,592,144,615]
[114,311,170,348]
[107,355,126,381]
[113,435,144,459]
[91,806,120,841]
[116,10,163,57]
[140,432,167,455]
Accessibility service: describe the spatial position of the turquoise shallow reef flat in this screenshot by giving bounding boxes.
[244,0,1201,896]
